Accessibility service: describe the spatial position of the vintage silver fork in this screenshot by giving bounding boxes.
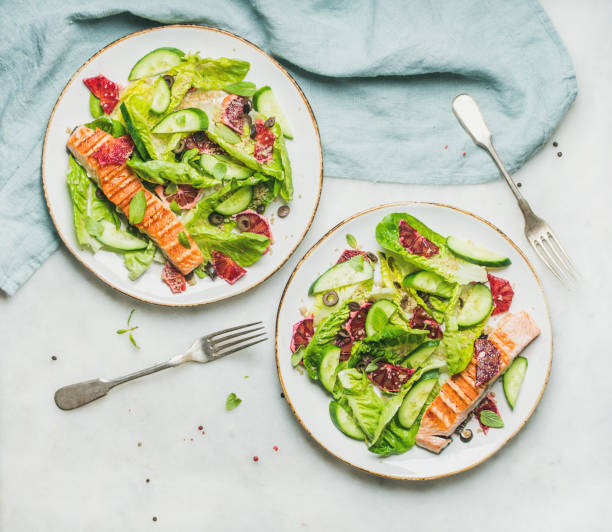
[452,93,578,284]
[54,322,266,410]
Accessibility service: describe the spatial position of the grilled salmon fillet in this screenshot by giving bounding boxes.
[67,126,203,275]
[416,310,541,453]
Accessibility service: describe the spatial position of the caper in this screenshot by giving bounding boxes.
[322,290,339,307]
[208,212,224,226]
[347,301,361,312]
[264,116,276,128]
[393,281,401,289]
[256,204,265,214]
[387,256,395,270]
[243,100,252,114]
[460,428,473,443]
[249,124,257,139]
[277,205,290,218]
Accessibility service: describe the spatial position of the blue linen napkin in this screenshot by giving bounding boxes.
[0,0,576,295]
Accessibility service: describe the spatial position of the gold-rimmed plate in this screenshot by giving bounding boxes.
[42,25,322,306]
[275,202,552,480]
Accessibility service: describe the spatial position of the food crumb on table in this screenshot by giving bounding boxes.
[253,456,259,462]
[51,355,57,361]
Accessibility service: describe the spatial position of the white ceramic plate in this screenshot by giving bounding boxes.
[276,202,552,480]
[42,25,322,306]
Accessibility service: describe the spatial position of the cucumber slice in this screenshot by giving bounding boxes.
[200,154,253,180]
[215,186,253,215]
[365,299,397,337]
[308,254,374,295]
[120,103,150,160]
[457,283,493,328]
[397,376,438,429]
[319,346,341,393]
[95,220,147,252]
[403,340,440,369]
[329,401,365,440]
[403,271,454,298]
[253,86,293,139]
[150,77,171,115]
[151,108,209,134]
[446,236,511,268]
[504,356,528,409]
[213,123,241,144]
[128,47,185,81]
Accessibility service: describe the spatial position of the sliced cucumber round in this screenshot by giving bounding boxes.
[319,346,341,393]
[457,283,493,328]
[95,220,147,252]
[128,47,185,81]
[215,186,253,215]
[212,123,242,144]
[446,236,511,268]
[403,271,454,298]
[253,86,293,139]
[308,254,374,296]
[397,376,438,429]
[150,77,171,115]
[365,299,397,337]
[329,401,365,440]
[504,356,528,409]
[402,340,440,369]
[200,154,253,180]
[151,108,209,134]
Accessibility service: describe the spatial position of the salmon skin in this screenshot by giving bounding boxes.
[416,310,540,453]
[67,126,203,275]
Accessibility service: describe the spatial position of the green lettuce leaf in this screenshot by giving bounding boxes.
[302,303,351,379]
[66,155,119,253]
[376,213,487,285]
[189,225,269,267]
[124,240,157,280]
[348,325,429,367]
[127,159,220,188]
[343,380,384,440]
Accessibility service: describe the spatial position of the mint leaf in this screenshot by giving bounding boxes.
[169,200,182,215]
[346,233,357,249]
[129,333,140,349]
[223,81,256,97]
[165,182,179,195]
[128,190,146,225]
[178,231,191,249]
[225,392,242,411]
[127,309,135,326]
[480,410,504,428]
[89,93,103,118]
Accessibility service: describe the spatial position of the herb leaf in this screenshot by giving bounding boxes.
[127,309,135,326]
[178,231,191,249]
[128,190,147,225]
[346,233,358,249]
[212,162,227,180]
[364,361,379,373]
[291,347,304,368]
[165,182,179,195]
[89,93,104,118]
[225,392,242,411]
[480,410,504,428]
[169,200,182,215]
[223,81,257,97]
[129,333,140,349]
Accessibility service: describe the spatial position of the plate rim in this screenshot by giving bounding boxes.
[41,24,323,307]
[275,201,552,480]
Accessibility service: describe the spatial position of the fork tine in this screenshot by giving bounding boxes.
[215,332,266,352]
[215,337,268,357]
[532,239,565,283]
[206,321,262,340]
[211,326,265,345]
[542,236,577,282]
[546,230,580,279]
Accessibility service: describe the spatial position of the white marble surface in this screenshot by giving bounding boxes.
[1,2,610,530]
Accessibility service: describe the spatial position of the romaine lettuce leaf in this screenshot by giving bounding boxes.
[302,303,351,379]
[66,155,118,253]
[127,159,220,188]
[344,382,383,441]
[348,325,429,367]
[376,213,486,284]
[124,240,157,280]
[188,225,269,267]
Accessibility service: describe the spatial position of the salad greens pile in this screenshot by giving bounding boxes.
[66,46,294,291]
[290,212,514,456]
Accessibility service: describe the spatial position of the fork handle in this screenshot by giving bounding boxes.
[452,94,530,210]
[54,356,186,410]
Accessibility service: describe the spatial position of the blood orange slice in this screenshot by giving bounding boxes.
[211,250,246,285]
[92,135,134,166]
[290,316,314,353]
[155,184,202,210]
[367,363,415,392]
[161,261,186,294]
[83,75,120,114]
[233,210,273,248]
[487,273,514,315]
[221,94,246,134]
